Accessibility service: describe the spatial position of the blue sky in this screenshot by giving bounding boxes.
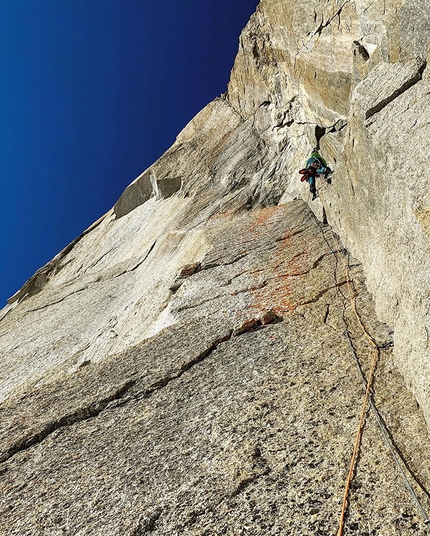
[0,0,258,306]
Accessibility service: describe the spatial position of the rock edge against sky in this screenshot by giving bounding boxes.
[1,0,430,534]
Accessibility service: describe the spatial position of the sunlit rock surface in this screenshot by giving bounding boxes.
[2,201,430,535]
[227,0,430,428]
[1,0,430,534]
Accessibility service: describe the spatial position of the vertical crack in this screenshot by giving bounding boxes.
[323,304,330,324]
[314,1,350,36]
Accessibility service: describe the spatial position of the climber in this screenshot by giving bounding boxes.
[306,149,332,178]
[299,161,320,200]
[299,148,332,200]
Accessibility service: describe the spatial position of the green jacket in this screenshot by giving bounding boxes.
[307,151,327,168]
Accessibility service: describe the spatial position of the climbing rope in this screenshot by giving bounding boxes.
[335,240,380,535]
[337,344,380,536]
[336,231,430,534]
[314,200,430,532]
[343,326,430,527]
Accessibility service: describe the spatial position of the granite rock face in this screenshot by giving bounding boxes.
[2,202,430,535]
[1,0,430,534]
[226,0,430,429]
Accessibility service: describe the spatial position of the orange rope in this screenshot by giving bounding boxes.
[330,229,430,532]
[326,227,381,536]
[337,346,379,536]
[316,196,430,532]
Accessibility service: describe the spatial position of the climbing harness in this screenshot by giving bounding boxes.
[314,206,430,534]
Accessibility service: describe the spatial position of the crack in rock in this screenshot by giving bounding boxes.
[229,281,268,297]
[87,245,121,271]
[122,332,236,408]
[128,240,158,272]
[268,249,341,284]
[285,250,343,279]
[275,227,306,242]
[121,316,282,409]
[365,60,427,119]
[323,304,331,324]
[176,294,225,313]
[2,330,241,466]
[200,253,248,271]
[314,1,350,37]
[296,281,348,309]
[27,287,88,313]
[0,380,136,464]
